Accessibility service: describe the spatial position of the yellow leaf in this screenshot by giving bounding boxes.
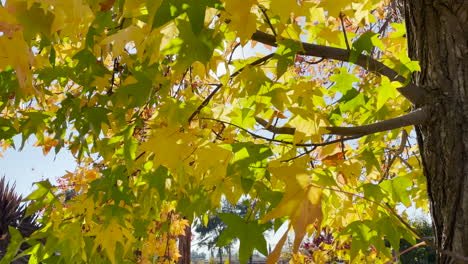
[93,220,126,264]
[262,165,322,252]
[266,226,290,264]
[223,0,258,44]
[289,111,327,143]
[0,31,34,96]
[101,25,146,57]
[269,0,303,23]
[317,143,342,160]
[194,143,232,183]
[318,0,352,18]
[46,0,94,39]
[140,127,198,171]
[336,160,361,187]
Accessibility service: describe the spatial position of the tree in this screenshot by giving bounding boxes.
[403,1,468,263]
[0,0,466,263]
[399,217,436,264]
[194,199,249,262]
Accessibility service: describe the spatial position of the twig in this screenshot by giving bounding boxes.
[304,57,325,65]
[228,42,241,64]
[339,13,351,51]
[259,6,277,37]
[201,117,363,147]
[174,67,190,97]
[281,147,317,163]
[388,242,426,263]
[255,108,427,137]
[270,116,279,141]
[107,58,119,95]
[255,116,295,135]
[188,53,274,122]
[379,130,408,183]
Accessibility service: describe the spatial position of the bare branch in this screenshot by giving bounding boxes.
[250,31,427,105]
[379,129,408,183]
[325,107,428,136]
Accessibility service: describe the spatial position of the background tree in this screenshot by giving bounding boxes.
[195,199,249,263]
[399,217,436,264]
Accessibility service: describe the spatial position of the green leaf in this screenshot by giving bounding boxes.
[0,118,18,141]
[83,107,110,136]
[20,111,52,149]
[152,0,221,33]
[362,183,386,202]
[152,0,185,29]
[377,217,400,252]
[349,31,383,63]
[225,142,273,192]
[218,213,270,264]
[274,39,302,78]
[0,227,23,264]
[380,176,413,206]
[24,180,53,201]
[376,77,399,110]
[13,2,54,40]
[330,67,360,95]
[340,92,365,112]
[148,165,170,199]
[162,20,222,69]
[341,220,376,261]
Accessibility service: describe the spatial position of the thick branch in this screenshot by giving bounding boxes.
[255,117,295,135]
[202,117,362,147]
[325,108,428,136]
[255,108,428,137]
[251,31,427,105]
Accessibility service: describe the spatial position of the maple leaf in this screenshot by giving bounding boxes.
[262,165,322,252]
[217,213,271,264]
[223,0,258,44]
[318,0,352,18]
[0,31,34,96]
[92,220,127,264]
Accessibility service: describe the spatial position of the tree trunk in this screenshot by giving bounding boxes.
[404,0,468,263]
[178,223,191,264]
[218,247,223,264]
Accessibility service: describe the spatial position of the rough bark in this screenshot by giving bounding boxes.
[404,0,468,263]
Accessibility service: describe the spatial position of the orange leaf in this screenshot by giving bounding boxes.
[100,0,115,11]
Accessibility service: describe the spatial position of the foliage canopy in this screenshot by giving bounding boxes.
[0,0,429,263]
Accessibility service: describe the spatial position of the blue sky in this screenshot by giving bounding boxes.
[0,135,76,196]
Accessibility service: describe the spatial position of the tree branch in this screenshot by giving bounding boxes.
[188,53,274,122]
[255,108,428,137]
[255,116,295,135]
[325,107,428,136]
[250,31,427,105]
[201,117,362,147]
